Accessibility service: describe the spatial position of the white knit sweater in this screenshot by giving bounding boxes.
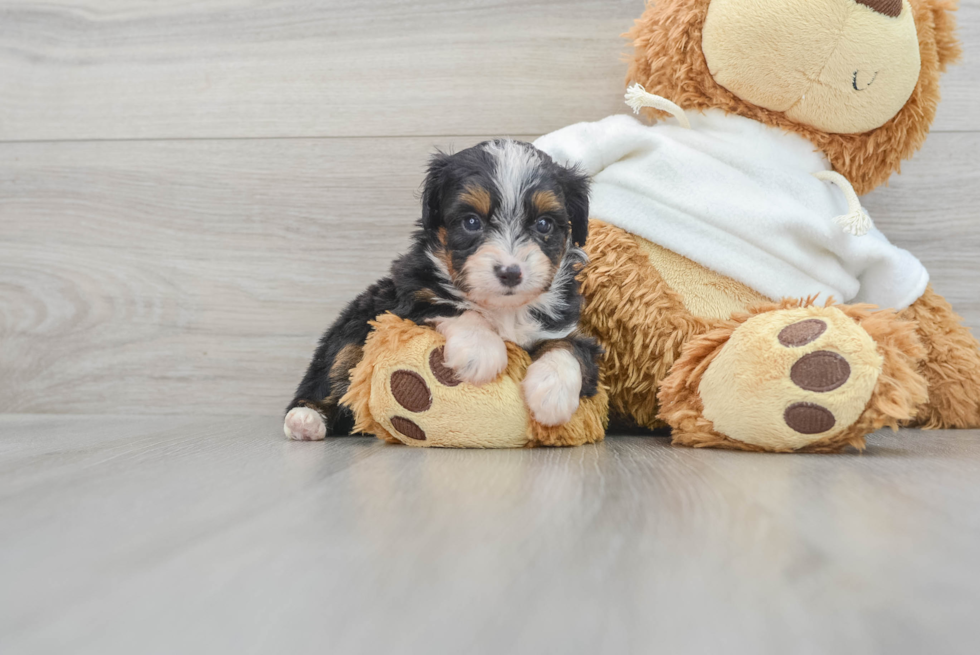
[534,110,928,310]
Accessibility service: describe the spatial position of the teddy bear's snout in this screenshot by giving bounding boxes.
[856,0,902,18]
[702,0,920,134]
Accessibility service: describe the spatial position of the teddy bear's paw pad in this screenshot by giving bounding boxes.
[790,351,851,392]
[778,319,827,347]
[699,307,883,450]
[429,346,461,387]
[387,369,433,442]
[386,348,461,416]
[284,407,326,441]
[390,370,432,412]
[784,402,836,434]
[390,416,427,442]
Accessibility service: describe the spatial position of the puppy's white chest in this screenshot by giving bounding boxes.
[482,308,539,349]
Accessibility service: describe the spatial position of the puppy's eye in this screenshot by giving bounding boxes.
[462,215,483,232]
[534,217,554,235]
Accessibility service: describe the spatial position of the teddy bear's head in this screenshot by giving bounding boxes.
[626,0,960,194]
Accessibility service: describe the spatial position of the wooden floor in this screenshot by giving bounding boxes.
[2,415,979,654]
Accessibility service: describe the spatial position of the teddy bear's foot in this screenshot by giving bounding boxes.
[658,300,928,452]
[340,314,608,448]
[283,406,327,441]
[349,337,531,448]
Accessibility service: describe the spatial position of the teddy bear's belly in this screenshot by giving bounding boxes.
[630,235,770,320]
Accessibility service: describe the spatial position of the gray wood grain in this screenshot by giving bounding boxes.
[0,415,978,654]
[0,0,637,141]
[0,0,977,142]
[2,131,978,415]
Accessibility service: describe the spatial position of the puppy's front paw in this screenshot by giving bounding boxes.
[442,332,508,386]
[436,311,509,385]
[284,406,326,441]
[523,349,583,426]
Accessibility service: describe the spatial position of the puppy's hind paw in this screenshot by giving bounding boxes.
[284,406,327,441]
[523,349,582,426]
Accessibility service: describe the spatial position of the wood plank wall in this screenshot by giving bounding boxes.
[1,0,978,415]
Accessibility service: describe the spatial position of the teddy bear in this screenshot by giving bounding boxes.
[342,0,980,451]
[537,0,980,452]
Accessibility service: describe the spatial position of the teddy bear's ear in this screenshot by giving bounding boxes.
[420,150,454,231]
[556,164,591,248]
[929,0,962,71]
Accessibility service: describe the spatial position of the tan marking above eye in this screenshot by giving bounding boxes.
[459,185,491,216]
[532,190,562,214]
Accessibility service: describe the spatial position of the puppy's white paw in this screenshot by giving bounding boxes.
[284,407,326,441]
[443,332,508,386]
[437,311,509,386]
[523,349,582,426]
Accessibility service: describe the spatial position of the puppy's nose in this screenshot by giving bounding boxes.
[494,264,523,288]
[855,0,902,17]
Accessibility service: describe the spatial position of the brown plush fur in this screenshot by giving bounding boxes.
[578,221,713,429]
[658,298,930,453]
[625,0,961,195]
[900,285,980,428]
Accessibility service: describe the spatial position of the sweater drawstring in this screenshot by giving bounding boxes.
[813,171,873,236]
[625,84,691,129]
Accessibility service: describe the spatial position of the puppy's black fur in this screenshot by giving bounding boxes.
[287,139,602,436]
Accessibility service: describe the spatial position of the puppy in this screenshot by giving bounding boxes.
[284,139,602,441]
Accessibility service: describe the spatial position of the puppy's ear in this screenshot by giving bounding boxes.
[557,164,591,247]
[421,151,454,232]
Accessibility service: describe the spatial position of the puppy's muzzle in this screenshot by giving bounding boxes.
[493,264,523,288]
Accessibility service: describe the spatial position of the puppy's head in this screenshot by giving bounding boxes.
[420,140,590,309]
